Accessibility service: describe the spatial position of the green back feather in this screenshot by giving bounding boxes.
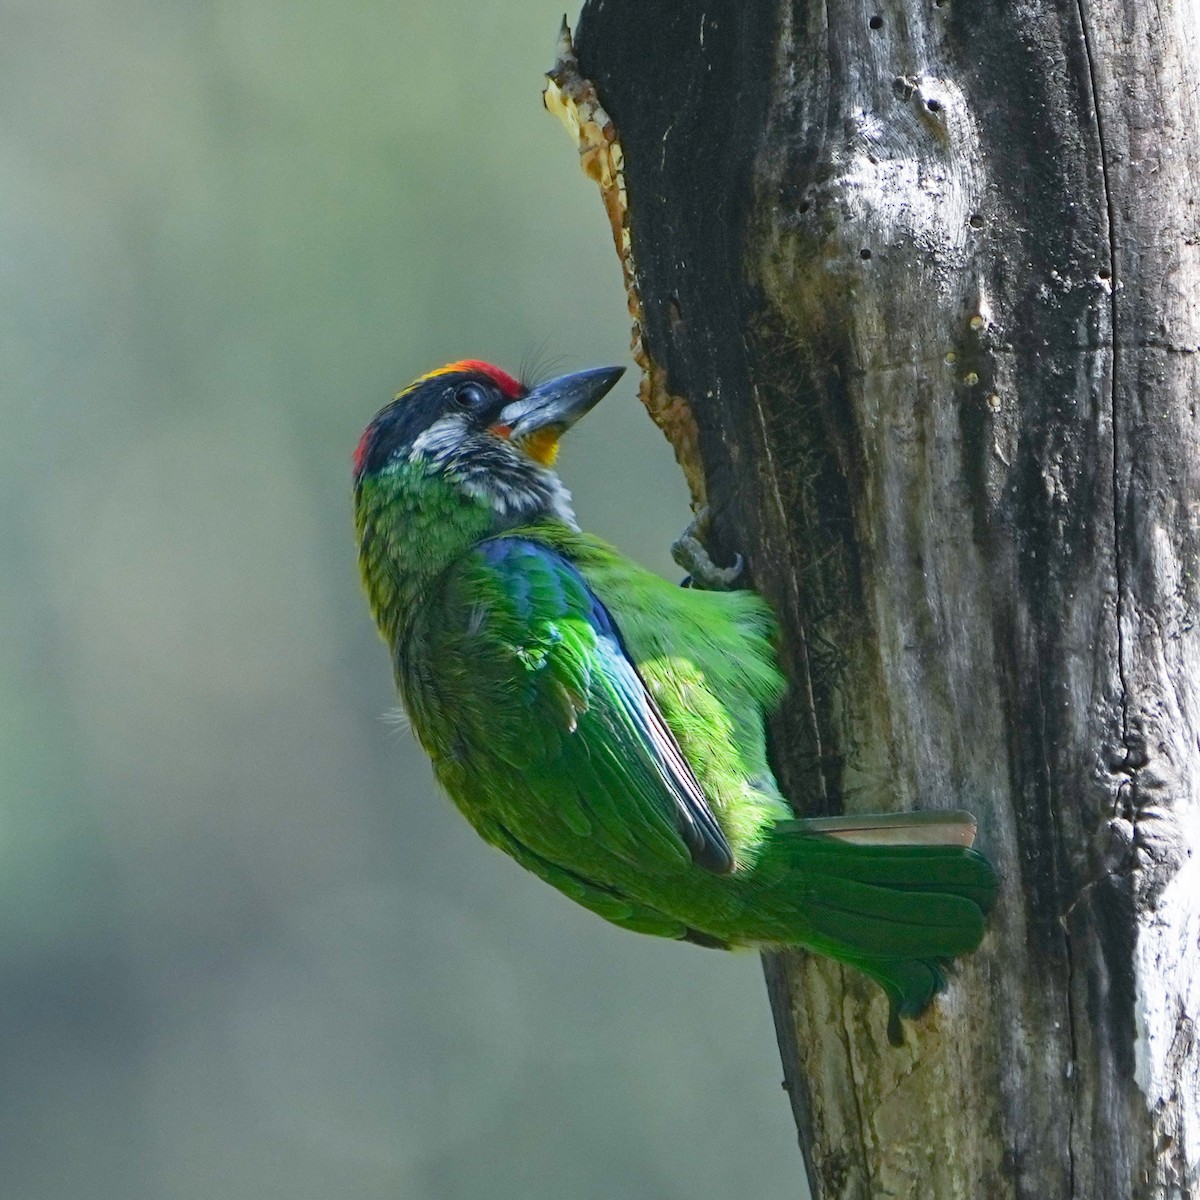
[357,480,997,1038]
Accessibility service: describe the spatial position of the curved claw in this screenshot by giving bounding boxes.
[671,509,745,591]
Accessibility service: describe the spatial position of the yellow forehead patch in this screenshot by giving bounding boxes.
[395,360,522,402]
[417,360,474,383]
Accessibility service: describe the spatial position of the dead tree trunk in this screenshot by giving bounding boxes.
[549,2,1200,1197]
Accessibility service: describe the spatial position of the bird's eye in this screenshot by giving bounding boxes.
[453,382,488,410]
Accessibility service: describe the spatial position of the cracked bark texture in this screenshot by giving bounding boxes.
[572,1,1200,1197]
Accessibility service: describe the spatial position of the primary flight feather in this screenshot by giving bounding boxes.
[353,360,996,1043]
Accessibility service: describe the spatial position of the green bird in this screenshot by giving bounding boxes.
[353,359,995,1043]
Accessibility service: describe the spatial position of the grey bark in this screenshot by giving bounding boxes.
[563,1,1200,1197]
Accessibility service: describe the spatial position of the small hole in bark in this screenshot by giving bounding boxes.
[926,98,941,112]
[799,200,810,213]
[667,296,686,334]
[860,248,872,261]
[869,14,883,28]
[1098,266,1112,279]
[969,213,984,229]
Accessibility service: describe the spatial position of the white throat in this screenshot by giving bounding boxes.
[408,415,579,529]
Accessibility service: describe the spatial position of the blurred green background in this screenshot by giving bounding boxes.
[1,1,799,1196]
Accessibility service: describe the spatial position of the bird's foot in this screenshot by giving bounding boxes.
[671,507,745,590]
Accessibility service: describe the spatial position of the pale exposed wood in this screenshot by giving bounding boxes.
[564,1,1200,1197]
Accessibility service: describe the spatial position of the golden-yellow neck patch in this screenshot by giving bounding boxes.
[520,427,561,467]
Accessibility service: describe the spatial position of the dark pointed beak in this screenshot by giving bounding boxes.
[496,365,625,444]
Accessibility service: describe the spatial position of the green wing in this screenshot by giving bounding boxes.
[562,532,792,859]
[405,536,734,932]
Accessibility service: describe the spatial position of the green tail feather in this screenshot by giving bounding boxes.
[777,834,997,1043]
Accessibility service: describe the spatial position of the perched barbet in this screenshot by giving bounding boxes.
[353,360,996,1042]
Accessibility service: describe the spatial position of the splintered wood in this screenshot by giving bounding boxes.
[544,19,707,507]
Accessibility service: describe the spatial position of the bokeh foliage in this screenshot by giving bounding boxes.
[0,1,796,1196]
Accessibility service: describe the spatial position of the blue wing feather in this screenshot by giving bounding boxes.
[474,537,734,875]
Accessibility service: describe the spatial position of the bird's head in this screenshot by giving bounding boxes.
[353,359,625,530]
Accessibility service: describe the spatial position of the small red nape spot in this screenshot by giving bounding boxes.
[423,359,523,399]
[352,426,373,476]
